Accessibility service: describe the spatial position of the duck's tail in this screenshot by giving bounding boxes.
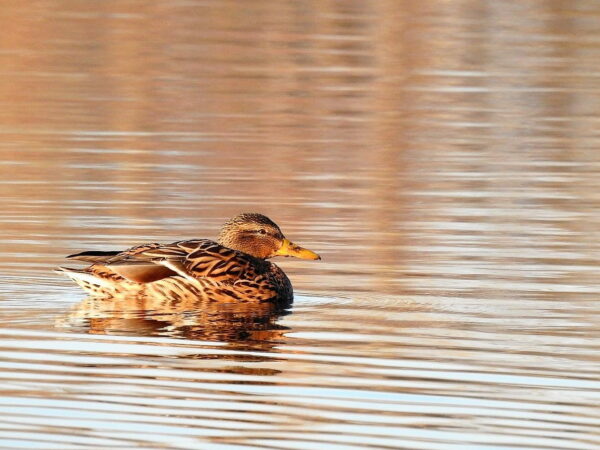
[65,250,120,263]
[55,267,116,296]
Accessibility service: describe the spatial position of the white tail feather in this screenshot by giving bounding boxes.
[56,267,113,288]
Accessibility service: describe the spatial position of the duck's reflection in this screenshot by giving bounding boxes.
[62,293,292,346]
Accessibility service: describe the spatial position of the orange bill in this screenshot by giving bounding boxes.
[275,238,321,260]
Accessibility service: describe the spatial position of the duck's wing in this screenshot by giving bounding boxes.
[65,243,172,283]
[67,243,163,263]
[101,239,258,284]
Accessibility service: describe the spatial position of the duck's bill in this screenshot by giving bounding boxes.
[275,238,321,260]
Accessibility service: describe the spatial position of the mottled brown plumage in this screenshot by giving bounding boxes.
[57,213,320,303]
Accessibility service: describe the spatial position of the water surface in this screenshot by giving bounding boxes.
[0,1,599,449]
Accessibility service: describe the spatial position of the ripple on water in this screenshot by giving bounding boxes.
[0,0,599,449]
[0,278,598,450]
[293,293,353,308]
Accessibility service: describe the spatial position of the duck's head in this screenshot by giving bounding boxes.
[217,213,321,261]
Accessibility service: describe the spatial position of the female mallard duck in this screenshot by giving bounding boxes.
[58,213,320,302]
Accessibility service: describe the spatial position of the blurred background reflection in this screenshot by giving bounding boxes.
[0,1,599,450]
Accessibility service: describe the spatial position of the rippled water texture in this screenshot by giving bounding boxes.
[1,1,599,449]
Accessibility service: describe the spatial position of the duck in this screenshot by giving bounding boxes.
[57,213,320,303]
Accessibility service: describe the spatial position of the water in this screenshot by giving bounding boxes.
[0,1,599,449]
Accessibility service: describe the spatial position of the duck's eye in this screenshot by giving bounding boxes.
[258,229,267,235]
